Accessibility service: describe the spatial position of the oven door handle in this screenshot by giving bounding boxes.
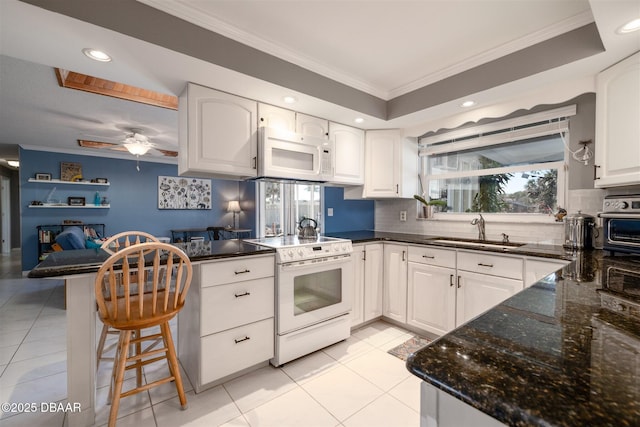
[598,213,640,219]
[279,254,351,270]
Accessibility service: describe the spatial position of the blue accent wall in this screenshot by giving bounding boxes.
[324,187,374,232]
[20,148,252,269]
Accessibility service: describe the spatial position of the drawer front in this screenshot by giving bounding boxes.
[457,250,523,280]
[201,255,274,287]
[408,245,456,268]
[201,277,274,335]
[200,318,274,385]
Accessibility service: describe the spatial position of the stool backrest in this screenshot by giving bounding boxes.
[95,242,192,328]
[101,231,160,254]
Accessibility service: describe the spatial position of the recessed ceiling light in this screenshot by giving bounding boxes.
[460,100,476,108]
[283,96,297,104]
[82,48,112,62]
[354,117,365,124]
[617,18,640,34]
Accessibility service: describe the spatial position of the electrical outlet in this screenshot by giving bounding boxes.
[327,208,334,217]
[400,211,407,221]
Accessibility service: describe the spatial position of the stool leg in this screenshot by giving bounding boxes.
[135,329,142,388]
[96,324,109,369]
[109,330,131,427]
[161,322,187,409]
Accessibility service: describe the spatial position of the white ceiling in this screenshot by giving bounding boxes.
[0,0,639,165]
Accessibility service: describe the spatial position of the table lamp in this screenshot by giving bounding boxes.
[227,200,241,229]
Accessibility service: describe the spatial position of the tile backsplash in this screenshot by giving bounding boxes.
[375,191,606,246]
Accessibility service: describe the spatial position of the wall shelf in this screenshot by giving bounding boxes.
[29,204,110,209]
[28,178,110,186]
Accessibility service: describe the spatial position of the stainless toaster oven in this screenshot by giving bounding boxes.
[600,195,640,255]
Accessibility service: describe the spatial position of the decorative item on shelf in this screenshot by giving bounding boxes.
[92,178,108,184]
[227,200,241,228]
[94,192,101,206]
[63,220,83,224]
[555,207,567,222]
[414,195,448,218]
[61,162,82,181]
[101,197,109,206]
[30,200,43,206]
[35,173,51,181]
[68,197,86,206]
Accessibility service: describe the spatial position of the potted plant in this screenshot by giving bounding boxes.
[414,195,448,218]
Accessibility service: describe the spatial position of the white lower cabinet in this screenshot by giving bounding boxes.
[407,246,457,335]
[456,250,524,326]
[456,271,523,326]
[178,254,275,392]
[351,243,383,327]
[383,244,408,323]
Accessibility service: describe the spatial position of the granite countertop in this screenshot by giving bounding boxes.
[326,229,572,260]
[406,251,640,427]
[28,239,274,278]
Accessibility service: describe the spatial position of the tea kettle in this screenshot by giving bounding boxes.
[298,217,318,239]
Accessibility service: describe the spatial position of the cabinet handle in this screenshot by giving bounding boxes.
[477,263,494,268]
[363,250,367,261]
[234,291,251,298]
[449,274,454,287]
[593,164,600,180]
[402,251,406,262]
[234,336,250,344]
[235,269,250,275]
[252,156,257,169]
[396,184,399,194]
[457,275,461,288]
[422,255,435,259]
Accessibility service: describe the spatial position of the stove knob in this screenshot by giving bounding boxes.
[287,249,294,258]
[619,201,629,209]
[298,248,305,257]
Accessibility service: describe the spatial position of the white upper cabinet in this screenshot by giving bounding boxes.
[296,113,329,138]
[330,122,365,185]
[594,52,640,188]
[179,83,257,179]
[363,129,418,198]
[258,103,296,132]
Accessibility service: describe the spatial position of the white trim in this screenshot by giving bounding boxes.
[421,121,568,156]
[426,212,563,224]
[419,105,576,147]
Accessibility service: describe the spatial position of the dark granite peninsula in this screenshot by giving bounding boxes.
[28,239,273,278]
[407,252,640,427]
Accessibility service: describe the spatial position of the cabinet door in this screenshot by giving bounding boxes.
[595,52,640,187]
[364,130,400,197]
[407,262,456,336]
[363,129,418,198]
[330,122,365,185]
[258,103,296,131]
[456,271,523,326]
[351,245,365,327]
[383,243,408,323]
[524,258,569,287]
[179,83,257,178]
[363,243,384,322]
[296,113,329,138]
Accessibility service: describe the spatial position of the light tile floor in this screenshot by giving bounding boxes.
[0,250,421,427]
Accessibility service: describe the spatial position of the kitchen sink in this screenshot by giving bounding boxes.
[426,238,526,251]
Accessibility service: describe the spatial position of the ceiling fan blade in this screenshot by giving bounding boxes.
[155,148,178,157]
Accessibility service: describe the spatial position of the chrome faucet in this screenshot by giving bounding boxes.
[471,214,486,240]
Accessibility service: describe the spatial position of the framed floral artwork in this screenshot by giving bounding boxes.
[158,176,211,210]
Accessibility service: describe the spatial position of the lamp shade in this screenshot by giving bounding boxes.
[227,200,241,213]
[124,142,151,156]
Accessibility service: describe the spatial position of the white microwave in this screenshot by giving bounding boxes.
[257,127,333,182]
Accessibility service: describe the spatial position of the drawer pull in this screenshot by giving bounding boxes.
[234,336,251,344]
[478,263,494,268]
[423,255,435,259]
[457,275,461,288]
[235,269,250,275]
[234,291,251,298]
[449,274,454,287]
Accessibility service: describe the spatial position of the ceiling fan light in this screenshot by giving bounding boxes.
[7,160,19,167]
[124,142,151,156]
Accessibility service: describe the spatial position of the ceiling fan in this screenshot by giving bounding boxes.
[78,129,178,171]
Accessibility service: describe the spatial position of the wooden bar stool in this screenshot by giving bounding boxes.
[97,231,160,368]
[95,242,192,427]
